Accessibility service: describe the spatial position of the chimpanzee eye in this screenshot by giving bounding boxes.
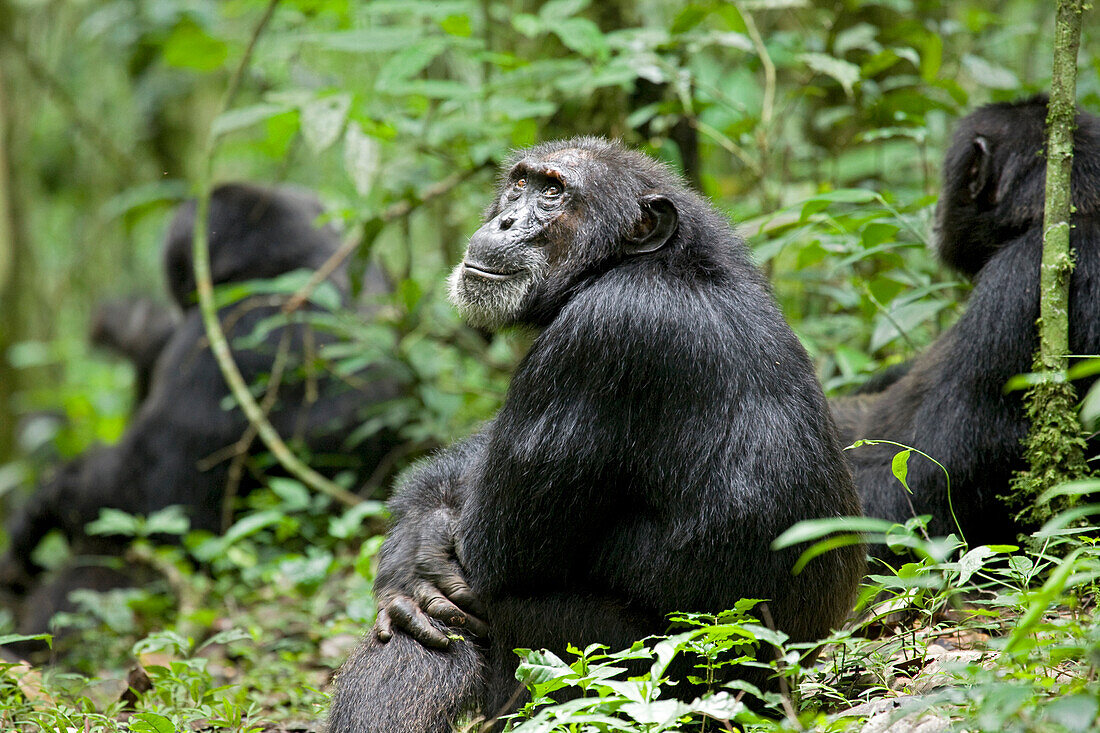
[543,184,562,197]
[515,178,527,189]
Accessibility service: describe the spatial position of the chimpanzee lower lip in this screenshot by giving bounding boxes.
[462,263,521,281]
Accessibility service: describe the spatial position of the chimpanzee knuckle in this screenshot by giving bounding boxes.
[423,596,465,627]
[373,608,393,642]
[406,611,451,649]
[435,573,472,598]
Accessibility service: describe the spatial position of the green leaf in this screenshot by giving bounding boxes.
[0,632,51,647]
[962,54,1019,90]
[918,33,943,81]
[619,699,686,725]
[144,506,191,536]
[129,713,175,733]
[891,449,911,491]
[538,0,589,21]
[329,500,387,540]
[376,43,445,90]
[515,648,575,685]
[772,516,900,548]
[344,123,381,196]
[956,545,995,585]
[800,52,861,96]
[439,14,472,37]
[296,29,422,53]
[192,509,284,561]
[212,103,290,138]
[512,13,542,37]
[1045,694,1099,732]
[300,94,352,153]
[550,17,608,59]
[86,508,141,537]
[269,478,311,511]
[162,18,228,72]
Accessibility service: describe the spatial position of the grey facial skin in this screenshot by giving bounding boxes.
[448,159,578,329]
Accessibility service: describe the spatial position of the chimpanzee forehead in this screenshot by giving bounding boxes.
[511,147,599,180]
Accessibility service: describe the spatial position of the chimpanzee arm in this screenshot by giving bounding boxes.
[373,428,490,648]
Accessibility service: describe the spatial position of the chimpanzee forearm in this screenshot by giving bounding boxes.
[373,428,491,647]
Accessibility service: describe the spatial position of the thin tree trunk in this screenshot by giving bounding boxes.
[1011,0,1090,522]
[0,7,21,461]
[1038,0,1084,368]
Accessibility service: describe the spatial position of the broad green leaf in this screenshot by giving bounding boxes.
[439,14,472,37]
[144,506,191,536]
[962,54,1019,90]
[550,17,608,59]
[295,29,421,53]
[129,713,175,733]
[300,94,352,153]
[891,449,911,491]
[86,508,140,537]
[192,509,284,561]
[269,477,311,511]
[344,123,381,197]
[538,0,589,21]
[800,52,861,96]
[1045,694,1100,732]
[0,632,51,647]
[329,500,387,539]
[376,43,446,90]
[956,545,994,585]
[163,18,227,71]
[213,104,290,138]
[772,516,900,548]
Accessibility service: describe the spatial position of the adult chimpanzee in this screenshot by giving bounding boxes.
[89,297,180,404]
[327,139,864,733]
[0,184,402,639]
[831,96,1100,551]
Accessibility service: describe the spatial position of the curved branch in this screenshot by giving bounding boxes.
[190,0,361,508]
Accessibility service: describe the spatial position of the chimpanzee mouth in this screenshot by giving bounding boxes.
[462,262,522,282]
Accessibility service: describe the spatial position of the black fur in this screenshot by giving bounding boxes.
[0,184,402,648]
[89,297,179,404]
[329,139,864,731]
[833,97,1100,551]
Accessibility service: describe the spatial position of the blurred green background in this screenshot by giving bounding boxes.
[0,0,1097,487]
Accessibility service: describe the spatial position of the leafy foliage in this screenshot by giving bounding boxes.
[0,0,1098,730]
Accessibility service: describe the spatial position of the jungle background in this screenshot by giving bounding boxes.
[1,0,1099,731]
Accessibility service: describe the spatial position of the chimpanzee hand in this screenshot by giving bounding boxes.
[372,503,487,649]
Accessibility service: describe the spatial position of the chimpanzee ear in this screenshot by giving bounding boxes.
[967,136,995,205]
[626,195,678,256]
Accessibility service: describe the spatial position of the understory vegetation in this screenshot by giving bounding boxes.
[1,0,1099,731]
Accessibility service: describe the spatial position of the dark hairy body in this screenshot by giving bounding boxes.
[0,184,401,645]
[89,297,180,405]
[328,139,864,732]
[832,97,1100,551]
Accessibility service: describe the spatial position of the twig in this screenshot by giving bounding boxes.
[189,0,361,507]
[738,5,775,128]
[758,603,804,731]
[220,328,293,531]
[283,163,490,314]
[691,118,763,177]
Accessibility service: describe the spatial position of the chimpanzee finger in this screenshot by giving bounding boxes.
[414,583,467,627]
[386,595,451,649]
[374,607,393,642]
[457,608,489,638]
[435,570,487,619]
